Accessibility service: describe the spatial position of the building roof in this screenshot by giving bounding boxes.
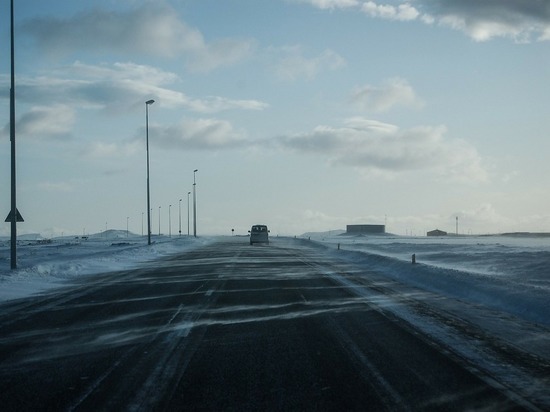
[427,229,447,236]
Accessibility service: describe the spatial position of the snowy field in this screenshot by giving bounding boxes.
[309,232,550,326]
[0,231,213,302]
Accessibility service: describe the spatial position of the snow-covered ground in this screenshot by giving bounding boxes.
[0,230,213,302]
[309,232,550,326]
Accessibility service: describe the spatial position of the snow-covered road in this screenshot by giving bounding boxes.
[1,232,549,408]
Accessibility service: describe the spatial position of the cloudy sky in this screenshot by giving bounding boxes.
[1,0,549,237]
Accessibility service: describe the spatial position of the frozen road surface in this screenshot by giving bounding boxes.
[0,237,543,410]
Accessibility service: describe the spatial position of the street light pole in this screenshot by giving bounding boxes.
[178,199,182,236]
[169,205,172,238]
[187,191,191,236]
[158,206,161,236]
[145,99,155,245]
[193,169,198,237]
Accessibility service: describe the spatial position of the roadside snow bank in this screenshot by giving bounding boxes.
[308,234,550,327]
[0,234,214,302]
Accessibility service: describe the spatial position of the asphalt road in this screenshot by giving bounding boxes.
[0,237,534,411]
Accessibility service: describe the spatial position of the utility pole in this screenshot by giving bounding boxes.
[193,169,198,237]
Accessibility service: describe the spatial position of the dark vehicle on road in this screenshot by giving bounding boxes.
[249,225,269,245]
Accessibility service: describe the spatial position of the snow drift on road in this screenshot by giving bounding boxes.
[2,231,549,329]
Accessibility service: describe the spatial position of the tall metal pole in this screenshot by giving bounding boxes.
[178,199,182,236]
[158,206,161,236]
[169,205,172,238]
[145,99,154,245]
[10,0,17,269]
[187,191,190,236]
[193,169,198,237]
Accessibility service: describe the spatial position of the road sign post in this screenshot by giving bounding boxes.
[9,0,17,269]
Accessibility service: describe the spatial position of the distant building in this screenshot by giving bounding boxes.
[427,229,447,236]
[346,224,385,234]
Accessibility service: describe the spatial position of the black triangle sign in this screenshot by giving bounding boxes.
[5,208,24,223]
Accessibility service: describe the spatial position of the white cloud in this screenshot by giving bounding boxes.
[274,46,346,81]
[15,105,75,140]
[362,2,420,21]
[62,62,267,112]
[83,138,145,159]
[275,117,489,182]
[150,118,248,151]
[184,96,269,114]
[68,61,180,86]
[78,116,249,160]
[1,62,268,114]
[22,3,255,71]
[344,117,399,133]
[350,78,423,112]
[301,0,550,42]
[187,38,257,73]
[293,0,359,10]
[425,0,550,42]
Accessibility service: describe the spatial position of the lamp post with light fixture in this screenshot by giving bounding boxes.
[187,191,191,236]
[179,199,182,236]
[145,99,155,245]
[193,169,198,237]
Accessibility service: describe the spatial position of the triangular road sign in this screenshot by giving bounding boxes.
[5,208,24,222]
